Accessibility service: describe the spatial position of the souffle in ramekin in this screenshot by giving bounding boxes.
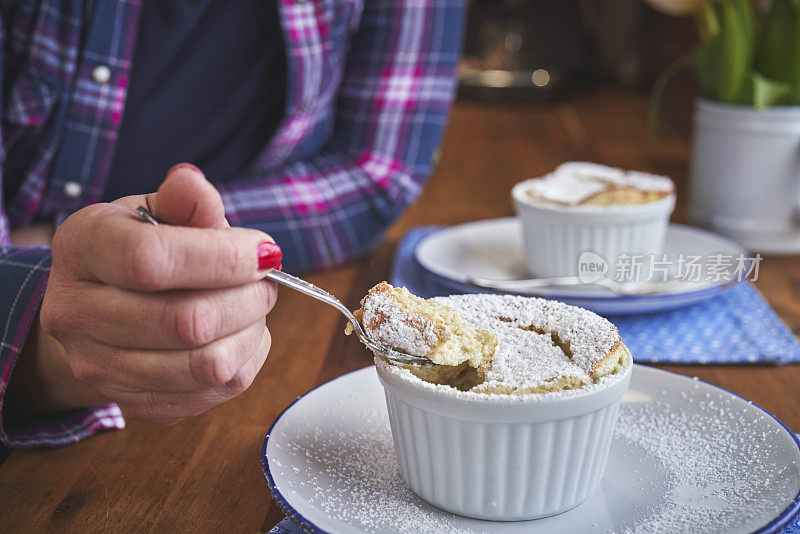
[512,162,676,278]
[349,283,632,520]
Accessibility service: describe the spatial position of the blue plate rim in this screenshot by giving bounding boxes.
[261,365,800,534]
[261,368,370,534]
[413,219,749,304]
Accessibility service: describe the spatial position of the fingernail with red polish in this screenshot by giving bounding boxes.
[168,163,202,175]
[258,242,282,271]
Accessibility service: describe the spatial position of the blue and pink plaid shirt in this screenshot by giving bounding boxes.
[0,0,463,448]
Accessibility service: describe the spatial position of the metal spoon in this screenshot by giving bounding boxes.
[469,274,691,296]
[135,206,432,366]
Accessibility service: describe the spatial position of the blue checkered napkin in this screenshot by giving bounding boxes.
[787,511,800,534]
[787,508,800,534]
[611,283,800,364]
[391,227,800,365]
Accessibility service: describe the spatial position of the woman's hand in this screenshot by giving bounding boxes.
[11,164,281,425]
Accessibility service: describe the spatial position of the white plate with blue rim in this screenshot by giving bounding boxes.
[413,217,750,315]
[262,365,800,534]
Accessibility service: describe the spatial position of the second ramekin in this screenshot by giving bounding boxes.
[375,350,633,521]
[511,180,676,278]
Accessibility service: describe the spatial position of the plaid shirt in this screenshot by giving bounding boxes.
[0,0,463,448]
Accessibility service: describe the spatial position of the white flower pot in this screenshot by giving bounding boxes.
[688,98,800,253]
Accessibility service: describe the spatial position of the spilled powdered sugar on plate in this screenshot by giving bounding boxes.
[278,408,470,534]
[614,390,795,534]
[266,369,800,533]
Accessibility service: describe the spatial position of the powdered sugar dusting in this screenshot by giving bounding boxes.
[481,325,592,389]
[428,294,620,393]
[280,408,471,534]
[614,392,796,533]
[624,170,675,193]
[524,171,608,205]
[523,162,674,205]
[362,289,442,357]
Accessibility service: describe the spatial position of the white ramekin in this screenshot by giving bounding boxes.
[376,356,633,521]
[511,180,676,278]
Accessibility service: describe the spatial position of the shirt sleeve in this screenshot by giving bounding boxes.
[0,9,124,448]
[0,244,125,448]
[217,0,465,272]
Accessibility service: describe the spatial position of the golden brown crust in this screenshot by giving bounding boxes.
[348,282,497,372]
[346,282,450,342]
[589,339,628,381]
[580,187,673,206]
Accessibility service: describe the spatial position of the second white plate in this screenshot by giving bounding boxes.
[414,218,748,315]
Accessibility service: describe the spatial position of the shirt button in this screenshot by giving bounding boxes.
[299,102,310,112]
[62,181,83,199]
[91,65,111,85]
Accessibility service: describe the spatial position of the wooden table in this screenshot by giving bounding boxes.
[2,87,799,532]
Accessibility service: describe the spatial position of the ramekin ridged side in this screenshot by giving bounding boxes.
[512,180,676,278]
[376,358,632,521]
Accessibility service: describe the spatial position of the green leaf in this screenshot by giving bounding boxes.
[694,3,721,99]
[695,3,720,41]
[695,34,722,100]
[756,0,795,83]
[734,0,754,71]
[649,55,694,139]
[752,72,793,109]
[718,1,751,102]
[684,0,800,107]
[789,0,800,104]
